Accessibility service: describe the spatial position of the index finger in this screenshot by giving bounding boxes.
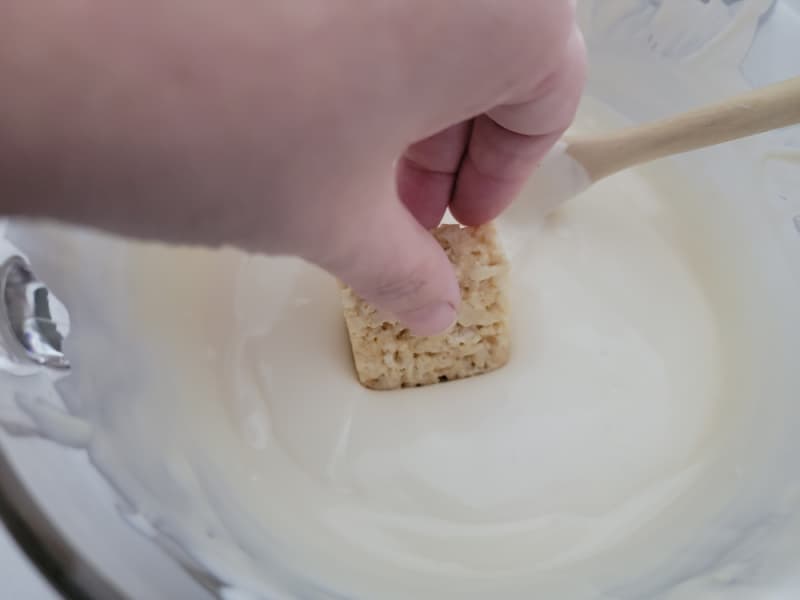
[450,28,586,226]
[396,122,471,229]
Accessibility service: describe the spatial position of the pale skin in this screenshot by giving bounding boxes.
[0,1,586,334]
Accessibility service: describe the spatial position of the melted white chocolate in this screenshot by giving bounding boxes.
[50,99,735,599]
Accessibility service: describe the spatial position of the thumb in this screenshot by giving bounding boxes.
[318,197,461,336]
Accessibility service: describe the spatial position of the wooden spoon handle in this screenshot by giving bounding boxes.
[565,77,800,182]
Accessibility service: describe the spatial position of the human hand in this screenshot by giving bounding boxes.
[1,1,585,334]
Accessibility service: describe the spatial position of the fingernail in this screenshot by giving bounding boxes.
[399,302,457,337]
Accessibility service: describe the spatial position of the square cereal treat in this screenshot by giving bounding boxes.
[341,223,510,390]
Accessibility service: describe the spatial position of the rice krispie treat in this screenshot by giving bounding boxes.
[341,223,510,390]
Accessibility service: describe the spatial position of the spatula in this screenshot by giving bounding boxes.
[520,76,800,218]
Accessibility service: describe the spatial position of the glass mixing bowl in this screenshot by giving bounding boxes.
[1,1,798,598]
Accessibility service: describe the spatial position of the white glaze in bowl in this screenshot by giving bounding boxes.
[1,1,798,599]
